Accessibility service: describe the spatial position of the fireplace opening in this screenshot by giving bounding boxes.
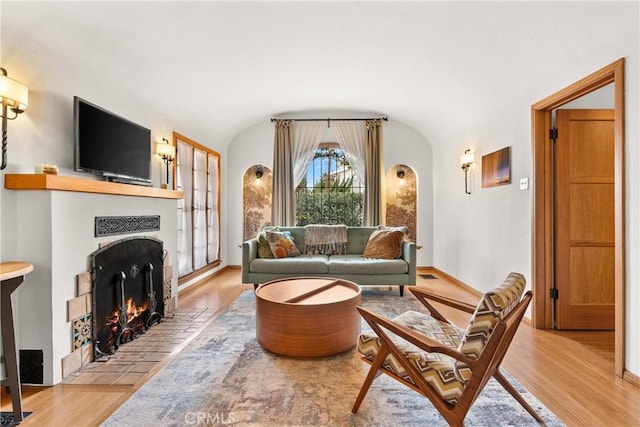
[90,236,164,359]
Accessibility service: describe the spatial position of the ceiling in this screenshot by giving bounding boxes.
[3,1,628,149]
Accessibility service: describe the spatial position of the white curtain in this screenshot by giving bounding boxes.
[333,121,366,185]
[207,152,220,263]
[176,140,194,277]
[292,121,325,188]
[192,148,208,270]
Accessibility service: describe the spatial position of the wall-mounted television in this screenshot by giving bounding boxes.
[74,96,152,185]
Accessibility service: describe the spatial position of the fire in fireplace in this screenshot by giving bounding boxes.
[89,236,164,359]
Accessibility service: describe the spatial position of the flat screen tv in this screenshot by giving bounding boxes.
[74,96,152,185]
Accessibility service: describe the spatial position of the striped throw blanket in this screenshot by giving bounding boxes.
[304,224,348,255]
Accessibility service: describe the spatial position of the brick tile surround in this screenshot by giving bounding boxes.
[62,306,216,386]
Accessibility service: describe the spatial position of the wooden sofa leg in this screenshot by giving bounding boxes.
[254,284,259,290]
[399,285,404,296]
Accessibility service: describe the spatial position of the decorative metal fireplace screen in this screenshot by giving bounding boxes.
[90,236,164,358]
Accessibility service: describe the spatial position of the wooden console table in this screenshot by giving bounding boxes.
[1,261,34,423]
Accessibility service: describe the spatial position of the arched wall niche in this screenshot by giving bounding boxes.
[242,164,272,241]
[385,164,417,242]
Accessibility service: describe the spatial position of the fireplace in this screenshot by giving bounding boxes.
[89,236,165,359]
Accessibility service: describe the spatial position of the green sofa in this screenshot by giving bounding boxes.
[241,226,416,296]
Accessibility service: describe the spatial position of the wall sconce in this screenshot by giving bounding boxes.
[460,149,475,195]
[0,68,29,170]
[156,138,175,187]
[255,165,264,179]
[396,169,405,179]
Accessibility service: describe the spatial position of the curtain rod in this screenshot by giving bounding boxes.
[270,117,388,123]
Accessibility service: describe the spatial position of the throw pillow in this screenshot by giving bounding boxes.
[362,229,405,259]
[256,227,279,258]
[266,230,301,259]
[378,225,410,241]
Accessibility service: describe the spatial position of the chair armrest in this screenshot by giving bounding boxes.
[241,239,258,283]
[408,287,477,323]
[401,241,417,284]
[356,306,476,366]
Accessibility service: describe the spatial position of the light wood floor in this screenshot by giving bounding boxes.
[2,268,639,426]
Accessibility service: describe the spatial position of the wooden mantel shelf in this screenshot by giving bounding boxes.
[4,174,183,199]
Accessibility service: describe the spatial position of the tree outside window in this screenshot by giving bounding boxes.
[295,146,363,226]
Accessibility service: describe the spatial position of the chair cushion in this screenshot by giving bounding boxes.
[357,310,467,404]
[457,272,526,359]
[451,273,526,383]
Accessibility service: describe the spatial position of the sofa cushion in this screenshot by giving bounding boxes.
[328,255,409,275]
[346,227,377,254]
[362,229,405,259]
[250,255,329,274]
[266,230,301,258]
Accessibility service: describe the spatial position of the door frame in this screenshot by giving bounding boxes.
[531,58,625,377]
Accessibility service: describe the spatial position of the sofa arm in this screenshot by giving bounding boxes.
[242,239,258,283]
[401,241,417,284]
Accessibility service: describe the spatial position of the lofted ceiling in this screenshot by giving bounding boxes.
[2,1,629,149]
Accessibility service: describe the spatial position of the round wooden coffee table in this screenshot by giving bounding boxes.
[255,277,362,357]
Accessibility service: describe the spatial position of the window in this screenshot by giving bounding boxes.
[175,132,220,283]
[295,145,363,226]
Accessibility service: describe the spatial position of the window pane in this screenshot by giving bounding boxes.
[192,149,208,270]
[295,148,363,226]
[176,141,194,276]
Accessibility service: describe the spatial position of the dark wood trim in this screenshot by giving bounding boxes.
[420,266,483,298]
[173,131,222,278]
[177,260,221,287]
[531,58,625,377]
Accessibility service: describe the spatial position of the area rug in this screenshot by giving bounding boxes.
[0,412,32,427]
[103,290,564,427]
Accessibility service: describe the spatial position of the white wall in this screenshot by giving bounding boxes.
[226,113,434,267]
[432,59,639,375]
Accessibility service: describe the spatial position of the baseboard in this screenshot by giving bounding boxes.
[178,265,234,297]
[421,266,483,298]
[623,369,640,388]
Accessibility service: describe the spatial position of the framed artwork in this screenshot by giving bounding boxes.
[482,146,511,188]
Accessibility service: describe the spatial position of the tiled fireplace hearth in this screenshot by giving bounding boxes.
[61,236,176,379]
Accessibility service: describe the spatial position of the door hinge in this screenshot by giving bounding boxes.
[549,128,558,140]
[549,288,559,299]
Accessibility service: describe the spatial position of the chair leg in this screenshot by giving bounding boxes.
[352,348,388,413]
[493,370,545,423]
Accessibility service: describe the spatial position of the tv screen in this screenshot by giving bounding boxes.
[74,96,151,184]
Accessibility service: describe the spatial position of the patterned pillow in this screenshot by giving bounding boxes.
[266,231,301,259]
[362,229,404,259]
[256,227,279,258]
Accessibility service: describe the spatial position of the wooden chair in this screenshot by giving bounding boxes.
[351,272,544,426]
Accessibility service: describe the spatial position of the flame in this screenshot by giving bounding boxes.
[126,297,148,320]
[106,298,148,326]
